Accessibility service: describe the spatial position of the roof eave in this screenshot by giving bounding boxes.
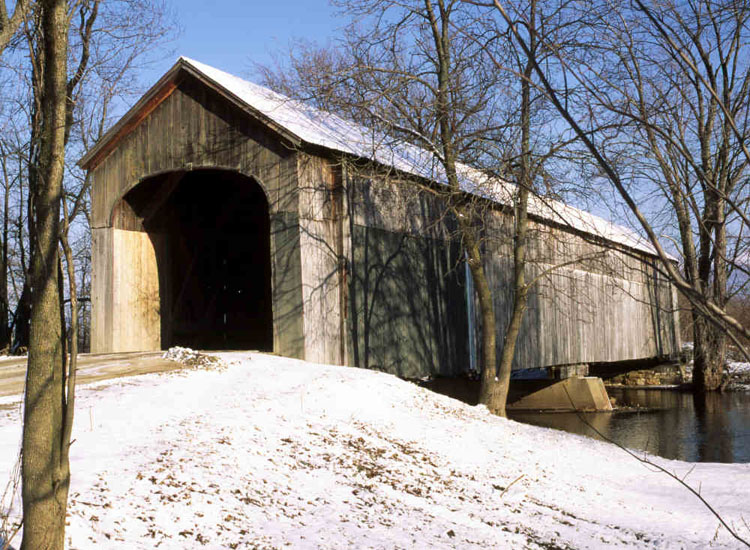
[78,59,183,171]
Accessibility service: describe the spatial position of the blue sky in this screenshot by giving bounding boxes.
[142,0,344,85]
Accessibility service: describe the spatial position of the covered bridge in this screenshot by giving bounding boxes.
[80,57,680,380]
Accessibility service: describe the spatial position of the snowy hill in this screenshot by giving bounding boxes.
[0,352,748,549]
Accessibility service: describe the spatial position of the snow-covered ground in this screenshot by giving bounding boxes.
[726,361,750,391]
[728,361,750,375]
[1,352,748,549]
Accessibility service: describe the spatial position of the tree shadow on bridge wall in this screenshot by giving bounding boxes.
[347,180,470,379]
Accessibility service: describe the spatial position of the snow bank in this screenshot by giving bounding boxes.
[680,342,750,390]
[0,353,748,549]
[162,346,227,371]
[726,361,750,391]
[728,361,750,375]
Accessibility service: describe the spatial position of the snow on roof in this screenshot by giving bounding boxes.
[188,57,662,257]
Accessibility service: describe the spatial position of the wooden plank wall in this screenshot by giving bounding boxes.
[296,154,345,365]
[89,70,679,371]
[90,76,299,228]
[90,228,112,353]
[347,171,679,376]
[346,175,469,377]
[482,211,680,368]
[110,230,162,351]
[348,224,469,377]
[90,74,305,356]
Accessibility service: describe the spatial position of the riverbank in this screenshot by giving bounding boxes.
[1,351,748,549]
[605,346,750,392]
[723,360,750,390]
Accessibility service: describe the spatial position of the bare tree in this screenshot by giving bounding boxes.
[0,0,30,54]
[323,0,523,413]
[489,0,750,392]
[0,0,174,355]
[487,0,538,414]
[20,0,70,547]
[259,1,587,415]
[0,1,176,547]
[254,39,362,117]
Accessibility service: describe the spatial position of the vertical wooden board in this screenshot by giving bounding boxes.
[270,212,305,359]
[152,100,165,173]
[183,86,196,165]
[340,169,354,367]
[222,101,239,170]
[182,86,194,164]
[297,155,343,365]
[139,112,149,176]
[299,219,341,364]
[576,272,586,362]
[349,222,468,378]
[111,229,162,352]
[196,85,207,163]
[163,89,174,169]
[104,147,118,226]
[203,86,216,161]
[91,168,106,228]
[90,228,112,352]
[172,88,187,170]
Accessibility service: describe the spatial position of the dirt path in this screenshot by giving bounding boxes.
[0,352,185,399]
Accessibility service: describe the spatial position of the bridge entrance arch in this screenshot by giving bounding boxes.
[114,168,272,351]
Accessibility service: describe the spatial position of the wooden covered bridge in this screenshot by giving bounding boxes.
[80,57,680,396]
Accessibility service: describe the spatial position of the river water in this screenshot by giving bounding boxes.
[508,389,750,463]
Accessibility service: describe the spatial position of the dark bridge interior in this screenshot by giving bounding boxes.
[128,169,273,351]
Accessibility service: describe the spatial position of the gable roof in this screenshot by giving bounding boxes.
[80,56,663,259]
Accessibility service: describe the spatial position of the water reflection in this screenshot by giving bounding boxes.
[508,389,750,463]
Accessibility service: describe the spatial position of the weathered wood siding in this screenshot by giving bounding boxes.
[296,154,347,365]
[88,68,679,377]
[482,211,679,368]
[347,177,469,377]
[112,229,162,351]
[346,171,679,376]
[90,227,112,352]
[90,74,305,357]
[90,228,162,352]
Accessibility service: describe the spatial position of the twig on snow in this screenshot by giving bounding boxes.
[562,385,750,548]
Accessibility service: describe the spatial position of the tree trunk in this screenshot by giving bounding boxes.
[465,225,499,412]
[692,314,726,392]
[486,11,535,417]
[11,284,31,352]
[0,149,10,350]
[422,0,501,414]
[21,0,70,547]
